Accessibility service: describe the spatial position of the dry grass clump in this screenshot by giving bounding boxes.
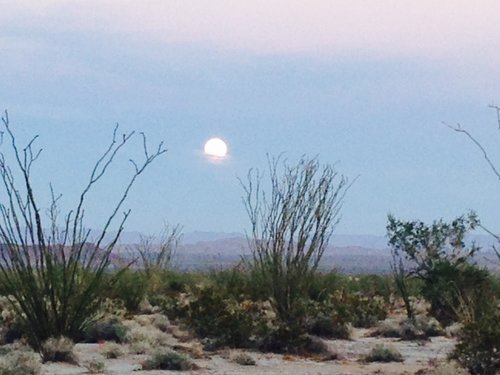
[41,336,77,363]
[85,359,106,374]
[231,352,256,366]
[151,313,170,332]
[100,342,125,359]
[374,318,401,338]
[373,315,443,340]
[444,322,462,337]
[0,348,41,375]
[129,341,151,355]
[123,320,170,346]
[120,319,171,355]
[0,297,24,345]
[364,344,403,363]
[141,349,195,371]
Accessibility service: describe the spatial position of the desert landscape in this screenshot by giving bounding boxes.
[2,2,500,375]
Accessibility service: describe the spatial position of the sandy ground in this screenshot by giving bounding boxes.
[36,324,456,375]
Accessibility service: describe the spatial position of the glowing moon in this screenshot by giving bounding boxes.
[204,137,228,159]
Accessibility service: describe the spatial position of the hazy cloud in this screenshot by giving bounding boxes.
[4,1,500,60]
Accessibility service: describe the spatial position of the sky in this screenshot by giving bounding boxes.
[1,1,500,237]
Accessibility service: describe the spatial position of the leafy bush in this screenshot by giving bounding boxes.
[422,261,491,325]
[387,213,493,326]
[182,284,272,349]
[364,344,403,363]
[306,298,351,339]
[141,350,194,371]
[109,270,149,313]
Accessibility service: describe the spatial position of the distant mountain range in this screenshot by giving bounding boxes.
[115,230,499,249]
[98,230,500,274]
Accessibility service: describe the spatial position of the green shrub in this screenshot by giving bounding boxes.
[307,290,387,336]
[141,350,194,371]
[452,295,500,375]
[306,297,351,339]
[83,317,128,343]
[364,344,403,363]
[422,261,491,326]
[308,314,351,339]
[110,270,149,313]
[183,284,271,348]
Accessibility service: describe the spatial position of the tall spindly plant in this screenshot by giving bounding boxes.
[241,155,349,330]
[0,111,166,350]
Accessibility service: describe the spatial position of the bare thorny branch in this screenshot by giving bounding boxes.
[446,105,500,261]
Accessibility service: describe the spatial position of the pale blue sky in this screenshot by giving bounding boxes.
[2,1,500,236]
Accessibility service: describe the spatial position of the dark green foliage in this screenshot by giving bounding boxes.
[452,295,500,375]
[83,318,128,343]
[182,284,269,349]
[308,313,351,340]
[307,289,387,335]
[109,270,149,313]
[387,212,485,325]
[421,260,491,325]
[141,350,194,371]
[258,325,314,354]
[344,293,387,328]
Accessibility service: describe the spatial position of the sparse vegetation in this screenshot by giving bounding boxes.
[100,342,124,359]
[141,350,194,371]
[85,359,106,374]
[364,344,403,363]
[40,336,76,363]
[231,352,256,366]
[0,117,496,374]
[0,348,41,375]
[451,292,500,375]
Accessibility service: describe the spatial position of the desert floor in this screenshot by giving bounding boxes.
[37,317,455,375]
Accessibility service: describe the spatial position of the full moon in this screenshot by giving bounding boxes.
[204,137,228,159]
